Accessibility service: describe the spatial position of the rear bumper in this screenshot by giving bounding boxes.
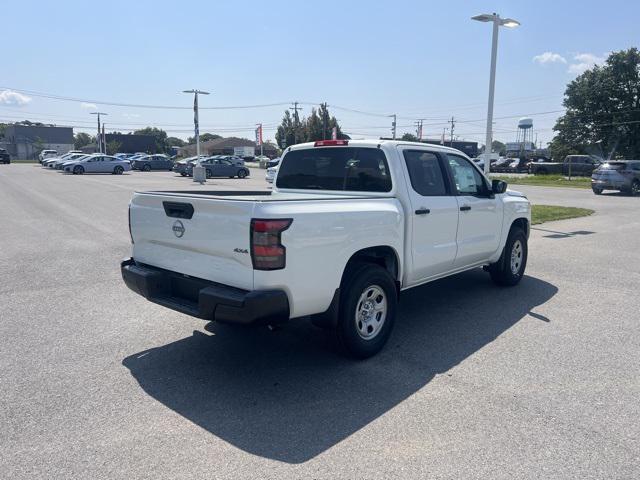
[120,258,289,325]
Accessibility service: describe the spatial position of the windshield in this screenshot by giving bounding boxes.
[276,147,392,192]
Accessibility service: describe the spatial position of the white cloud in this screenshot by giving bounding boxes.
[0,89,32,106]
[80,102,97,109]
[568,53,607,74]
[122,113,141,118]
[533,52,567,64]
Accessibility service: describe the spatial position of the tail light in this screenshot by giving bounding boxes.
[128,204,134,244]
[250,219,292,270]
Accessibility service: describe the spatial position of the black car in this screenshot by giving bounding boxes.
[0,148,10,164]
[187,156,250,179]
[131,154,174,171]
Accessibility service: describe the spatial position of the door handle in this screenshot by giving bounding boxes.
[460,205,471,212]
[415,208,430,215]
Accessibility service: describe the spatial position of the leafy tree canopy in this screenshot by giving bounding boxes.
[551,48,640,160]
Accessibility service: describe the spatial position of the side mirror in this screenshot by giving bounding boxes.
[492,179,507,194]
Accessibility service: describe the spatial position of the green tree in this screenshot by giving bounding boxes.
[74,132,94,149]
[275,110,296,148]
[276,105,348,148]
[551,48,640,160]
[106,140,122,155]
[401,133,419,142]
[166,137,186,148]
[187,133,221,144]
[134,127,168,153]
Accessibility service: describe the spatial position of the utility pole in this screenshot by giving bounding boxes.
[414,119,425,141]
[90,112,107,153]
[289,102,303,145]
[389,114,397,140]
[183,89,210,184]
[449,116,455,146]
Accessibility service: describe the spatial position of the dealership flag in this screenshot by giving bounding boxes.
[255,124,263,146]
[102,124,106,152]
[331,126,337,140]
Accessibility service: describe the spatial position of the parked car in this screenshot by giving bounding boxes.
[38,149,58,163]
[173,156,206,176]
[186,156,250,179]
[265,165,278,183]
[591,160,640,195]
[490,157,517,173]
[44,152,85,169]
[131,154,174,171]
[529,155,602,176]
[0,148,10,164]
[62,154,132,174]
[267,157,281,168]
[122,139,530,358]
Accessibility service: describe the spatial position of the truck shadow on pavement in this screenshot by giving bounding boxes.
[122,270,557,464]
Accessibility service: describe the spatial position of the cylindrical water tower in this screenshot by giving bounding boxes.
[516,117,534,148]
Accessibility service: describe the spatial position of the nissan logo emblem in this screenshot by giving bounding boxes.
[172,220,185,238]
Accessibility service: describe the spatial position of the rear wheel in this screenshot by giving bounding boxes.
[142,164,151,172]
[332,263,397,359]
[73,165,84,175]
[592,186,603,195]
[237,169,248,179]
[180,172,186,177]
[489,227,527,286]
[113,165,124,175]
[631,180,640,196]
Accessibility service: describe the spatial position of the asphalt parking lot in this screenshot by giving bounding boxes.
[1,164,639,479]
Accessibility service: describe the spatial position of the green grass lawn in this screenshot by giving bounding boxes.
[531,205,594,225]
[494,174,591,189]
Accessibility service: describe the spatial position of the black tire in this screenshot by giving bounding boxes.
[113,165,124,175]
[592,187,603,195]
[631,180,640,196]
[237,169,248,179]
[332,263,397,359]
[73,165,84,175]
[180,172,186,177]
[489,227,527,286]
[205,168,212,178]
[142,164,151,172]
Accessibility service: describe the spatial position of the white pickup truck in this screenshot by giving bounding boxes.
[122,139,530,358]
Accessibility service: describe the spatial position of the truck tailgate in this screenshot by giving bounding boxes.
[130,192,255,290]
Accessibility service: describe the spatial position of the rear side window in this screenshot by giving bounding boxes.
[276,147,392,192]
[403,150,448,196]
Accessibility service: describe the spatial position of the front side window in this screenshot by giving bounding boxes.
[403,150,448,196]
[276,147,392,192]
[447,154,487,196]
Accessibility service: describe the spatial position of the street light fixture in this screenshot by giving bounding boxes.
[472,12,520,175]
[183,89,210,184]
[90,111,108,153]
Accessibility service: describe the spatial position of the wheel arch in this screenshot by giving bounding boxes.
[341,245,401,292]
[511,217,530,238]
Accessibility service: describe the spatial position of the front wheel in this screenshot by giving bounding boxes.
[489,227,527,286]
[142,164,151,172]
[73,165,84,175]
[592,186,603,195]
[631,180,640,196]
[332,264,397,359]
[205,169,212,178]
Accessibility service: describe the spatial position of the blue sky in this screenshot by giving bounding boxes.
[2,0,638,146]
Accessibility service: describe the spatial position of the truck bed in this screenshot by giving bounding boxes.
[140,190,387,202]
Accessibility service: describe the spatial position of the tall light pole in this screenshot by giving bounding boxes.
[471,13,520,175]
[90,112,108,153]
[183,89,210,183]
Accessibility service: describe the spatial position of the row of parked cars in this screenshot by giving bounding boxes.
[39,150,253,180]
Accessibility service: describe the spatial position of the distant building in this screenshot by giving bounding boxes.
[179,137,258,157]
[3,124,74,159]
[79,133,158,154]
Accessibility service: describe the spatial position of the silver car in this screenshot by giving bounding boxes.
[62,155,132,175]
[591,160,640,195]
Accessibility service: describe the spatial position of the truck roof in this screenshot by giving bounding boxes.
[286,139,469,157]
